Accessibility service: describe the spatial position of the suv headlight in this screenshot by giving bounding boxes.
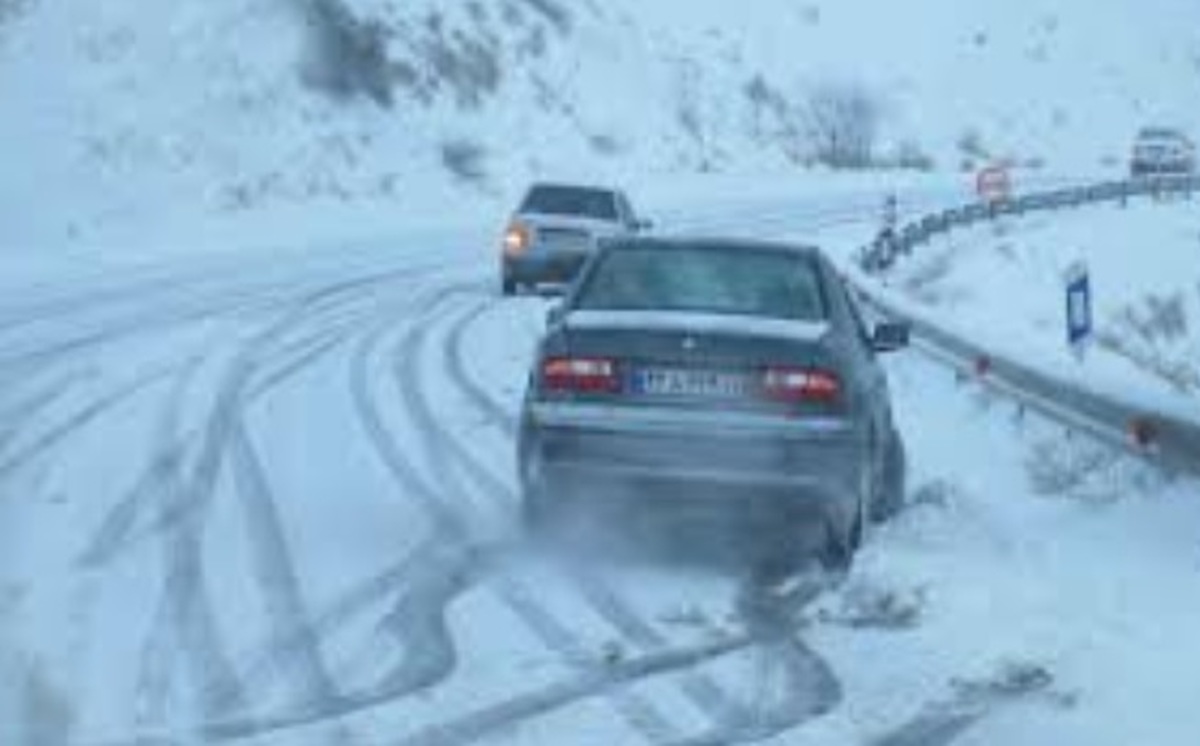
[503,222,532,257]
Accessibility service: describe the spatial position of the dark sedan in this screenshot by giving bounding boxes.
[517,237,909,569]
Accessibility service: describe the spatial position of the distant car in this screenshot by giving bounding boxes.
[1130,127,1195,178]
[517,237,909,570]
[500,183,651,295]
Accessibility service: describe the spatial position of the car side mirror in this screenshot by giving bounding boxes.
[871,321,910,353]
[546,303,565,327]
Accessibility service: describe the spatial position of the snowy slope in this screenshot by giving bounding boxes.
[881,198,1200,423]
[4,0,1200,255]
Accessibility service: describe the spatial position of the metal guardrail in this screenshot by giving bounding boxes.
[851,173,1200,476]
[861,174,1200,267]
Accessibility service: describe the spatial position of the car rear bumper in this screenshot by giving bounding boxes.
[504,253,590,284]
[520,402,867,507]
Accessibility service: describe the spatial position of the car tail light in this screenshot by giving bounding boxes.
[503,222,532,257]
[543,357,620,393]
[762,367,841,403]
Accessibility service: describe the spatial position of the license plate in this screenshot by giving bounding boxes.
[542,231,592,253]
[633,368,750,398]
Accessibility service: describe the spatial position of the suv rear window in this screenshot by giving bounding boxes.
[575,244,828,322]
[520,186,618,221]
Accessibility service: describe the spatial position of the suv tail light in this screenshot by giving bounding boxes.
[763,367,841,403]
[543,357,620,393]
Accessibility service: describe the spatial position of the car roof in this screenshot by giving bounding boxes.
[526,182,620,195]
[600,235,824,260]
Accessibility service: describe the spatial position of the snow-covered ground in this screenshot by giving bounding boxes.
[877,198,1200,424]
[0,198,1198,746]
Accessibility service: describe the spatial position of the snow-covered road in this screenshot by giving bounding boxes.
[2,189,1198,746]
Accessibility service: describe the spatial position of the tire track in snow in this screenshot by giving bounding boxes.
[670,580,843,745]
[0,367,86,432]
[88,624,751,746]
[77,319,363,570]
[0,362,185,488]
[131,367,206,738]
[137,540,474,744]
[134,365,249,729]
[227,419,352,735]
[132,272,438,738]
[77,264,423,572]
[389,289,683,743]
[866,664,1061,746]
[130,276,412,735]
[388,635,754,746]
[222,536,442,705]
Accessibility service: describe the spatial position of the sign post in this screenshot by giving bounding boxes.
[1064,261,1093,361]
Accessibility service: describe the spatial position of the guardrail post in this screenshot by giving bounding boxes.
[1129,418,1158,450]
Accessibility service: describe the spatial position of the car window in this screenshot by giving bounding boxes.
[575,245,828,321]
[839,281,875,351]
[616,193,635,224]
[520,186,619,221]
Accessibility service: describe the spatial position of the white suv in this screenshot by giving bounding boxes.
[500,183,651,296]
[1130,127,1196,177]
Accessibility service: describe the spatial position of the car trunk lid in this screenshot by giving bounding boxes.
[548,310,843,415]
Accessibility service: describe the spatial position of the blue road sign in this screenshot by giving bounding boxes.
[1065,262,1092,354]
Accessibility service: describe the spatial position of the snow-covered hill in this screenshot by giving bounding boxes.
[4,0,1200,253]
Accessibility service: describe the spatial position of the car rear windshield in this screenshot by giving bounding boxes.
[574,244,828,321]
[520,186,618,221]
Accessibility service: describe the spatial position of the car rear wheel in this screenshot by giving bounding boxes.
[818,508,861,574]
[502,276,518,296]
[816,491,864,574]
[521,480,556,535]
[871,431,907,523]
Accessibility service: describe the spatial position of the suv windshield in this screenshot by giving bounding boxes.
[1138,128,1183,141]
[575,244,828,321]
[520,186,619,221]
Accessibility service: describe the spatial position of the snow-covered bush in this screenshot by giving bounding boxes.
[440,138,489,183]
[299,0,395,107]
[957,127,990,171]
[885,139,937,171]
[1098,292,1199,395]
[0,0,31,27]
[802,82,883,169]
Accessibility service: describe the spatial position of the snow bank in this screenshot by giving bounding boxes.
[884,198,1200,422]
